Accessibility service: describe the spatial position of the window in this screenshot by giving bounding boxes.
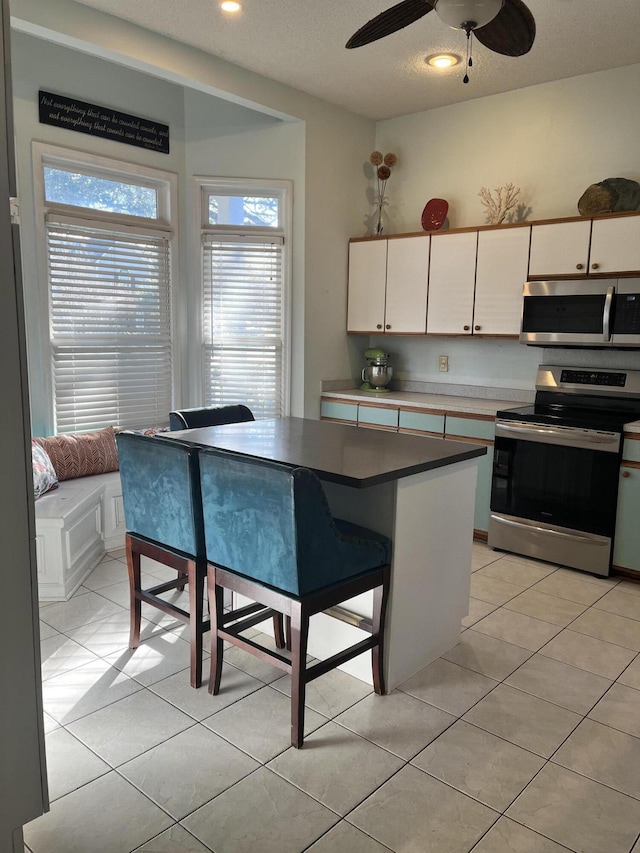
[34,145,177,433]
[200,179,291,419]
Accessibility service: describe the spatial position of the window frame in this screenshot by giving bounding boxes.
[196,176,292,418]
[32,142,179,434]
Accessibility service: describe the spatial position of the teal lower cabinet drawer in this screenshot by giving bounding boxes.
[398,409,445,435]
[320,399,358,423]
[445,415,495,441]
[358,405,399,429]
[614,465,640,573]
[623,437,640,464]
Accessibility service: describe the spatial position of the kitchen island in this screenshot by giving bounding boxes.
[168,417,486,689]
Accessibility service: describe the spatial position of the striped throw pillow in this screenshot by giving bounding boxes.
[34,426,119,481]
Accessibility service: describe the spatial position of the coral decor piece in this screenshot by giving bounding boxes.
[479,183,521,225]
[370,150,398,235]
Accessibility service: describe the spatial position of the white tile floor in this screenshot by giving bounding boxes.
[25,544,640,853]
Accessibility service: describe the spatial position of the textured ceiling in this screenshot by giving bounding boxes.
[69,0,640,120]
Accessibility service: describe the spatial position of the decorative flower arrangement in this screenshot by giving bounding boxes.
[370,150,398,235]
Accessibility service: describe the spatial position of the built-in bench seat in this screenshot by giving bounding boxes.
[34,471,125,601]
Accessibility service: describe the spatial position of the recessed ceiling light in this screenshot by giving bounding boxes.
[220,1,242,12]
[425,53,461,69]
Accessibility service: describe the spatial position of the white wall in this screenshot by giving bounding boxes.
[376,63,640,233]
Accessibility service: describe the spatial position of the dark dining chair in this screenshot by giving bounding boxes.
[198,448,391,748]
[169,404,254,431]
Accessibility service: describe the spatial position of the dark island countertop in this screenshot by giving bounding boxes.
[166,416,487,488]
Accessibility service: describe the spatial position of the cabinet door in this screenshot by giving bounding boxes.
[347,240,387,332]
[384,236,429,333]
[358,404,399,429]
[589,215,640,274]
[613,465,640,573]
[528,220,591,277]
[474,227,530,335]
[320,398,358,424]
[427,231,478,334]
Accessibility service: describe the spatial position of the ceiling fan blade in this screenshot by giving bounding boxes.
[474,0,535,57]
[346,0,434,49]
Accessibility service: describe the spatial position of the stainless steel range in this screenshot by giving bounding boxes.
[488,365,640,577]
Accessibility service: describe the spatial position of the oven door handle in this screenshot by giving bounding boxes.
[491,515,609,545]
[603,284,614,342]
[494,421,620,452]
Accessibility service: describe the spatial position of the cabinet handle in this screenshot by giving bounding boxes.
[385,324,391,330]
[376,324,382,329]
[474,325,481,331]
[591,262,600,270]
[463,325,470,331]
[622,470,631,478]
[576,263,584,270]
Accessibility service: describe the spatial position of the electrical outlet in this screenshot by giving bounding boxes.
[438,355,449,372]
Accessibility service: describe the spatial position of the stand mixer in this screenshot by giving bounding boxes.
[360,348,393,392]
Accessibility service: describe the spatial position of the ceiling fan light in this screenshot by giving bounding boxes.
[434,0,503,30]
[220,1,242,12]
[426,53,461,68]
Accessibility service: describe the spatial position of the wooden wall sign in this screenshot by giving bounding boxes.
[38,91,170,155]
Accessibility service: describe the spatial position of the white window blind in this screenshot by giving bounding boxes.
[203,234,284,419]
[48,216,172,433]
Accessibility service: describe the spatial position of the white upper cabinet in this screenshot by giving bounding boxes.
[347,236,429,334]
[427,231,478,335]
[346,239,388,332]
[528,220,592,277]
[474,226,531,335]
[384,237,429,333]
[589,215,640,274]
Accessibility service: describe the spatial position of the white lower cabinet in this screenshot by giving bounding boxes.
[614,463,640,574]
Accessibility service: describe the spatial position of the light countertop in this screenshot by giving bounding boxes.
[321,389,640,432]
[321,389,527,417]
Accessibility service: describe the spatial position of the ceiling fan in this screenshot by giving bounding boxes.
[346,0,536,82]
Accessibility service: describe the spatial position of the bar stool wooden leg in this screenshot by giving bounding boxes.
[371,565,390,696]
[273,614,286,649]
[289,602,309,748]
[126,535,142,650]
[188,558,204,688]
[208,566,224,696]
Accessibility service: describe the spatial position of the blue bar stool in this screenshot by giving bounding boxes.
[198,448,391,748]
[117,432,210,687]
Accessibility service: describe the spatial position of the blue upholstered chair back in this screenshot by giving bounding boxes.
[116,433,205,558]
[198,449,390,596]
[169,405,254,431]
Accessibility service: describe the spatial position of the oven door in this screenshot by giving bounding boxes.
[489,420,621,575]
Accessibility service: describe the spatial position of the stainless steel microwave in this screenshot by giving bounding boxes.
[520,279,640,347]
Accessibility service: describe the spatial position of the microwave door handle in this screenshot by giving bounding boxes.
[603,285,614,341]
